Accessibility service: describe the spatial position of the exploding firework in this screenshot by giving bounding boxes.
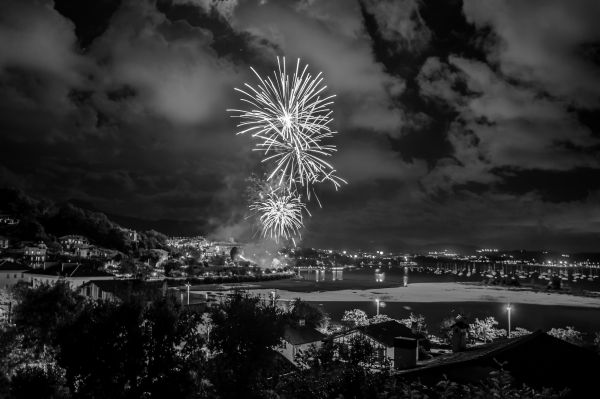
[231,57,347,243]
[249,186,308,244]
[228,57,346,191]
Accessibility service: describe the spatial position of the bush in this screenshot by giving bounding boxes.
[547,326,584,346]
[469,317,507,343]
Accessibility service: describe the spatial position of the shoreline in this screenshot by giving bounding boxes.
[241,282,600,308]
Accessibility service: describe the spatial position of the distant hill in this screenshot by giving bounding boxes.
[0,187,169,252]
[411,242,480,255]
[106,212,206,237]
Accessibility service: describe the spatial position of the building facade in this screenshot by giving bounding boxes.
[24,242,47,269]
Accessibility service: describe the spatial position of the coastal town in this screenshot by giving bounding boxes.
[1,189,600,398]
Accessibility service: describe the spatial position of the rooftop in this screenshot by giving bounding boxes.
[357,320,418,347]
[0,260,29,271]
[397,330,600,396]
[284,325,327,345]
[26,264,113,278]
[81,279,165,302]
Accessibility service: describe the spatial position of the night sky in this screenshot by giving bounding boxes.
[1,0,600,252]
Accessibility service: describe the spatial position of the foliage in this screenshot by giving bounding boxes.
[0,187,169,253]
[439,316,458,342]
[208,292,286,398]
[469,317,507,343]
[11,282,83,347]
[417,367,569,398]
[56,299,204,398]
[278,335,391,399]
[337,334,382,367]
[399,312,427,333]
[341,309,369,327]
[510,327,533,338]
[280,339,568,399]
[590,332,600,354]
[10,364,70,399]
[547,326,584,346]
[369,313,392,324]
[288,298,328,329]
[1,284,575,399]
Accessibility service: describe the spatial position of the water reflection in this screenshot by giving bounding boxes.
[315,269,325,282]
[297,268,344,282]
[332,269,343,281]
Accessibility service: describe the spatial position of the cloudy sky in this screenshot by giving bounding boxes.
[1,0,600,252]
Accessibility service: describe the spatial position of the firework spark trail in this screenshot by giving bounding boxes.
[230,57,347,243]
[228,57,346,191]
[249,186,308,244]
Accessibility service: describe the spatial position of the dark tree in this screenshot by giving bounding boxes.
[10,365,69,399]
[287,298,327,329]
[12,282,82,348]
[55,299,205,399]
[208,292,285,398]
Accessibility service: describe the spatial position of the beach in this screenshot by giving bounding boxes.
[244,282,600,308]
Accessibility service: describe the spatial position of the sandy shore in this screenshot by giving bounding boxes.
[244,282,600,308]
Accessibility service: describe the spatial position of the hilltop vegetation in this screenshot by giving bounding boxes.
[0,188,168,252]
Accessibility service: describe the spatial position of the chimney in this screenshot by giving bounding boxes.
[451,325,468,352]
[393,337,418,369]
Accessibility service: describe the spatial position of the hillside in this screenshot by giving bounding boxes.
[0,187,168,252]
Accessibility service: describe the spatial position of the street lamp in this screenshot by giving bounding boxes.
[185,282,191,306]
[375,298,380,316]
[506,303,512,338]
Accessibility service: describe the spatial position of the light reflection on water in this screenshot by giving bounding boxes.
[297,268,392,283]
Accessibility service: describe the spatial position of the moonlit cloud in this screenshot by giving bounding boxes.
[232,0,405,133]
[1,0,600,251]
[463,0,600,108]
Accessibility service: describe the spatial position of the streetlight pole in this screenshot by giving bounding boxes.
[375,298,380,316]
[506,304,512,338]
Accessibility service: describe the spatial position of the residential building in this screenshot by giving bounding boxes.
[0,214,20,225]
[59,235,89,250]
[0,261,29,290]
[24,242,47,269]
[78,279,167,303]
[166,236,209,249]
[75,245,92,259]
[90,247,116,259]
[211,241,243,257]
[25,263,114,289]
[0,236,9,249]
[398,331,600,398]
[120,228,139,243]
[333,320,424,369]
[279,325,327,366]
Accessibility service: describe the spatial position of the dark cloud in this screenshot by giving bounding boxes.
[1,0,600,251]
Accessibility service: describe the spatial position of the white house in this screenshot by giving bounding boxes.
[279,324,326,366]
[333,320,422,369]
[25,263,115,289]
[0,261,29,290]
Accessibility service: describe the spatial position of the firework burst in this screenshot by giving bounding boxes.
[249,186,308,244]
[228,57,346,190]
[230,57,347,244]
